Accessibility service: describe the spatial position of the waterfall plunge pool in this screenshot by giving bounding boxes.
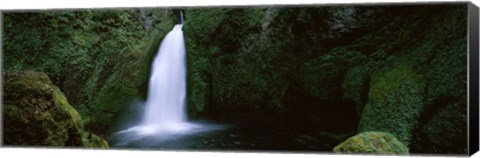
[107,20,348,152]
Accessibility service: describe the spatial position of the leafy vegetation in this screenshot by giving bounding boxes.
[3,9,176,135]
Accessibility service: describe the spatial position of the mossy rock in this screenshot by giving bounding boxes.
[357,56,425,147]
[341,62,375,114]
[184,8,291,121]
[333,131,409,154]
[89,72,138,133]
[300,49,367,100]
[52,86,84,146]
[3,71,83,146]
[82,133,109,149]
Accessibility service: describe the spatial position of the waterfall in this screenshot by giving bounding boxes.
[113,13,224,139]
[115,23,202,136]
[142,24,187,129]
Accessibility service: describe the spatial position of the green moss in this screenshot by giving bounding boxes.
[79,17,174,134]
[324,5,467,152]
[300,48,367,100]
[333,132,409,154]
[88,72,137,133]
[52,86,85,146]
[357,56,425,147]
[3,71,83,146]
[412,102,467,153]
[3,9,176,135]
[184,8,290,121]
[184,9,231,118]
[53,86,83,129]
[82,133,109,149]
[3,71,111,148]
[342,62,375,114]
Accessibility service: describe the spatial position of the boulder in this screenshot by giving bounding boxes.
[333,131,409,154]
[3,71,109,148]
[3,71,83,146]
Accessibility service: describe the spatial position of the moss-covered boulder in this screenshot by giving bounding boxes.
[3,71,84,146]
[357,57,425,147]
[3,71,109,148]
[333,132,409,154]
[82,133,109,149]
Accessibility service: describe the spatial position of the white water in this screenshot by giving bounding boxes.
[142,24,191,131]
[144,24,186,125]
[116,24,203,136]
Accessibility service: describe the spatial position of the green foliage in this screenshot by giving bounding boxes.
[3,9,175,134]
[333,132,409,154]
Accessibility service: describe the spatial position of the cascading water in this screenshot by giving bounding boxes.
[116,16,203,136]
[112,12,225,146]
[141,24,190,132]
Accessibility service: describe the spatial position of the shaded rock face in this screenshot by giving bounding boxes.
[3,71,83,146]
[183,6,386,126]
[411,101,467,153]
[354,5,468,153]
[3,71,109,148]
[185,4,467,154]
[333,131,409,154]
